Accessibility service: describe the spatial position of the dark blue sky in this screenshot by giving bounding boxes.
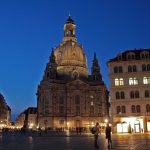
[0,0,150,120]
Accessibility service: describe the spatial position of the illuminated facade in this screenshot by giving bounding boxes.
[0,93,11,128]
[108,49,150,133]
[15,107,37,129]
[37,16,109,129]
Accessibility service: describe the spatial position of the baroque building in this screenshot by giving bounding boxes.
[37,16,109,129]
[0,93,11,128]
[107,49,150,133]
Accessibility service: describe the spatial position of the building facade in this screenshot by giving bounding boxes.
[107,49,150,133]
[0,93,11,128]
[15,107,37,129]
[37,16,109,129]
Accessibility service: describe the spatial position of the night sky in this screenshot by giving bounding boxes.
[0,0,150,121]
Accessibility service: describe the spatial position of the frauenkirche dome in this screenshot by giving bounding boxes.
[54,16,88,79]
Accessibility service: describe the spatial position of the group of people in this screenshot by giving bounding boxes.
[93,122,112,149]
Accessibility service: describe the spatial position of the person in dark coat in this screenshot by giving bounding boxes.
[105,124,112,147]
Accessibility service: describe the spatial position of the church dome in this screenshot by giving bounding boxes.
[54,16,88,79]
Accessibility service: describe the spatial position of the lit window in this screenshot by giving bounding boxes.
[129,78,138,85]
[115,78,119,86]
[120,78,124,85]
[115,78,124,86]
[91,101,94,106]
[143,77,150,84]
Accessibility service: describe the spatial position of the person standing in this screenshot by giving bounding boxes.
[105,124,112,147]
[93,122,100,148]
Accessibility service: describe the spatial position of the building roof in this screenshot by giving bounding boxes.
[107,49,150,63]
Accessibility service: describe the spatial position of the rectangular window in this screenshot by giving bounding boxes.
[143,77,150,84]
[129,78,138,85]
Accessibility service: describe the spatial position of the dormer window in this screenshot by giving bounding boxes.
[127,52,135,60]
[140,51,149,59]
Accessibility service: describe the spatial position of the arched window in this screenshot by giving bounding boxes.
[59,96,64,104]
[135,91,139,98]
[116,92,120,99]
[114,67,118,73]
[119,66,123,73]
[131,105,136,113]
[142,64,146,71]
[146,104,150,112]
[116,106,121,114]
[128,66,132,72]
[147,64,150,71]
[136,105,141,113]
[145,90,149,98]
[133,65,137,72]
[130,91,134,99]
[75,95,80,105]
[120,91,125,99]
[122,106,126,113]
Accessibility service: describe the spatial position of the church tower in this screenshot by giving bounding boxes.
[91,53,103,82]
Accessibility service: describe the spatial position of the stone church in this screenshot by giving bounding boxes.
[37,16,109,129]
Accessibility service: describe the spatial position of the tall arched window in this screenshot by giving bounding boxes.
[133,65,137,72]
[116,92,120,99]
[128,66,132,72]
[119,66,123,73]
[122,106,126,113]
[116,106,121,114]
[135,91,139,98]
[146,104,150,112]
[136,105,141,113]
[114,67,118,73]
[59,96,64,104]
[145,90,149,98]
[115,78,119,86]
[121,91,125,99]
[131,105,136,113]
[142,64,146,71]
[147,64,150,71]
[130,91,134,99]
[75,95,80,105]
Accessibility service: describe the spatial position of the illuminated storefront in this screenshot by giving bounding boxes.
[116,117,144,133]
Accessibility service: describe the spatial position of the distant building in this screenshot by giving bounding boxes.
[15,107,37,129]
[107,49,150,133]
[37,16,109,129]
[0,93,11,128]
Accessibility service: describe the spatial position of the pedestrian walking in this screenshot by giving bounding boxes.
[105,124,112,147]
[93,122,100,148]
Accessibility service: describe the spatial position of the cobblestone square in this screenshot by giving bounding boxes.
[1,132,150,150]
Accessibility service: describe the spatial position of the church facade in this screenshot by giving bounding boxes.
[37,17,109,129]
